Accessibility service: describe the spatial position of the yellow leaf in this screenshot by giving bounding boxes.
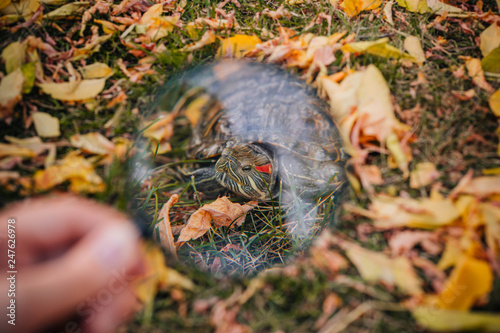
[20,62,36,94]
[134,245,194,304]
[38,78,106,101]
[70,132,115,155]
[183,94,212,127]
[426,0,462,14]
[94,19,124,34]
[436,257,493,310]
[410,162,440,188]
[32,112,60,138]
[1,41,26,74]
[343,0,382,17]
[181,30,216,52]
[45,1,89,19]
[0,0,39,18]
[370,195,460,229]
[338,238,423,295]
[396,0,429,13]
[80,62,113,79]
[33,153,104,193]
[139,3,162,25]
[413,307,500,332]
[404,36,426,65]
[387,133,409,176]
[0,0,11,11]
[479,203,500,260]
[342,38,416,62]
[0,67,24,119]
[481,46,500,74]
[465,58,494,93]
[489,88,500,117]
[216,34,262,59]
[0,136,56,168]
[479,23,500,57]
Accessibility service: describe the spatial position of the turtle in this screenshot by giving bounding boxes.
[172,61,346,201]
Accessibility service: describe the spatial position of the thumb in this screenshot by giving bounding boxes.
[17,222,141,332]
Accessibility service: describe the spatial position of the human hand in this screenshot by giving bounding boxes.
[0,196,144,333]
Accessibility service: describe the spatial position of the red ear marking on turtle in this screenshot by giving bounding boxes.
[255,164,272,174]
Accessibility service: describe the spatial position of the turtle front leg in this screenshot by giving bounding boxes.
[185,166,229,199]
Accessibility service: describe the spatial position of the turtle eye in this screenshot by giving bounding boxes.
[241,165,252,172]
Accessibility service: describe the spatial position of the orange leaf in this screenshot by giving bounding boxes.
[217,34,262,59]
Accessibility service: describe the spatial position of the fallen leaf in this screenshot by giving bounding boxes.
[396,0,429,13]
[177,197,257,243]
[0,67,24,120]
[33,153,105,193]
[79,62,113,79]
[134,245,194,304]
[342,38,416,62]
[183,94,212,126]
[142,112,176,154]
[479,203,500,260]
[412,307,500,332]
[465,58,494,93]
[1,0,39,19]
[479,23,500,57]
[0,136,56,168]
[383,1,394,25]
[388,230,440,255]
[489,89,500,117]
[38,78,106,101]
[217,34,262,59]
[387,133,409,176]
[1,41,26,73]
[32,112,61,138]
[404,36,426,65]
[45,1,90,19]
[70,132,116,155]
[336,237,423,295]
[410,162,440,188]
[181,30,216,52]
[436,256,493,310]
[426,0,462,14]
[155,194,179,258]
[454,176,500,197]
[481,47,500,74]
[342,0,382,17]
[369,195,460,229]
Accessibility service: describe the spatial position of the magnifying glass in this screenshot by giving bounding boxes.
[130,60,347,276]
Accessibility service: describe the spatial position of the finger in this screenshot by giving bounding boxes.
[81,289,139,333]
[17,222,143,332]
[1,195,130,263]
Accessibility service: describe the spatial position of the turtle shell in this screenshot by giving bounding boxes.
[186,61,343,164]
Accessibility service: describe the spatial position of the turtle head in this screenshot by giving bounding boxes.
[215,144,276,200]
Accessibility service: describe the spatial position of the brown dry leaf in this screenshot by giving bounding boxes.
[489,89,500,117]
[70,132,116,155]
[342,38,416,62]
[134,245,194,304]
[337,237,423,295]
[465,58,494,93]
[177,197,257,243]
[451,89,476,101]
[342,0,382,17]
[404,36,426,65]
[79,62,113,79]
[388,230,440,255]
[435,256,493,311]
[426,0,462,14]
[33,153,105,193]
[480,23,500,58]
[369,195,460,229]
[155,194,179,258]
[38,78,106,101]
[0,67,24,120]
[383,1,394,25]
[216,34,262,59]
[182,30,216,52]
[410,162,440,188]
[32,112,61,138]
[412,307,500,332]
